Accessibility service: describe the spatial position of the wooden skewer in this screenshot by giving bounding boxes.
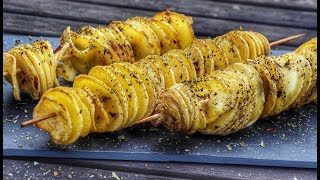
[269,34,305,47]
[3,34,304,77]
[21,99,210,128]
[21,112,57,127]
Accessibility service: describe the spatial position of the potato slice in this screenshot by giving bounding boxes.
[162,52,189,83]
[291,54,312,107]
[150,55,176,88]
[233,63,265,128]
[152,20,180,49]
[3,53,20,100]
[136,56,165,92]
[245,59,277,118]
[39,87,83,144]
[111,63,149,124]
[74,75,123,132]
[13,45,47,95]
[153,10,194,49]
[96,26,129,62]
[204,39,229,70]
[31,41,53,90]
[8,50,40,99]
[128,63,157,117]
[103,66,138,126]
[250,32,265,55]
[273,53,305,111]
[60,88,91,138]
[78,26,122,63]
[89,66,129,127]
[227,31,250,61]
[136,17,172,54]
[184,43,205,78]
[295,39,317,104]
[261,57,286,116]
[237,31,257,59]
[34,97,72,144]
[221,65,253,134]
[73,88,95,134]
[125,17,161,55]
[109,21,156,60]
[253,32,270,56]
[247,32,262,56]
[60,27,114,74]
[205,71,242,123]
[214,35,241,64]
[169,49,197,80]
[108,25,135,63]
[192,39,214,76]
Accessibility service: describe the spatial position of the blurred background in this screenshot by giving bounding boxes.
[3,0,317,50]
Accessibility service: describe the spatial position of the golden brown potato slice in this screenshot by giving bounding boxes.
[136,56,166,92]
[294,38,317,104]
[263,57,286,116]
[96,26,129,62]
[3,53,20,100]
[89,66,129,127]
[74,75,124,132]
[30,41,52,90]
[125,17,161,55]
[152,20,180,50]
[221,65,253,134]
[40,87,83,144]
[108,25,135,63]
[111,63,149,124]
[245,59,277,118]
[250,32,265,55]
[60,27,114,74]
[169,49,197,80]
[227,31,250,61]
[192,39,214,76]
[140,18,173,54]
[152,55,177,88]
[61,88,91,138]
[8,50,40,99]
[128,63,157,117]
[101,66,138,127]
[73,88,96,134]
[273,53,305,111]
[237,31,257,59]
[253,32,270,56]
[12,45,47,95]
[214,35,242,65]
[78,26,122,63]
[109,21,157,60]
[34,97,72,144]
[204,39,229,70]
[153,10,194,49]
[162,52,189,83]
[184,43,205,78]
[247,32,262,56]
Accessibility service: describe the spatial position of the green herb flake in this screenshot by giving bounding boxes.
[118,135,125,140]
[112,172,120,180]
[226,144,232,151]
[239,142,246,147]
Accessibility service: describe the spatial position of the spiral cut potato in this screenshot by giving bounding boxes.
[155,37,317,135]
[3,40,68,100]
[33,29,277,144]
[58,10,194,78]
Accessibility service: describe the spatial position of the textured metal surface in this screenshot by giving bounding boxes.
[3,35,317,168]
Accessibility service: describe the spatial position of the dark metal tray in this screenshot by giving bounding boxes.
[3,35,317,168]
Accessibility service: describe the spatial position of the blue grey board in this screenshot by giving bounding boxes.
[3,34,317,168]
